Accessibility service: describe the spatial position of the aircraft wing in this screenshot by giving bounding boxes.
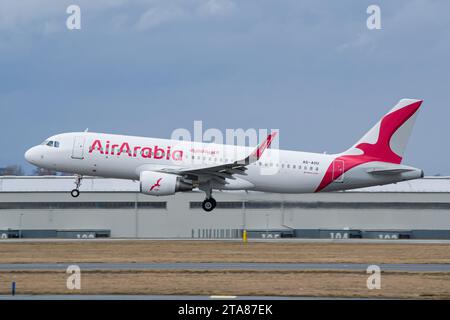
[158,132,278,184]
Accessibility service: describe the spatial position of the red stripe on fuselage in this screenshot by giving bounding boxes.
[315,101,422,192]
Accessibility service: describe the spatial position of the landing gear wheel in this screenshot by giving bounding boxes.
[202,198,216,212]
[71,175,83,198]
[71,189,80,198]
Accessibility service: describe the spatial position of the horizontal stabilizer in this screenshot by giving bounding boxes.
[366,167,415,175]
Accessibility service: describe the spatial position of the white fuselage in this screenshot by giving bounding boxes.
[25,131,423,194]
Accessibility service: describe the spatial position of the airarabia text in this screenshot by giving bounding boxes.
[89,140,183,161]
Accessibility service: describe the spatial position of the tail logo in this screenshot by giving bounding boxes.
[316,100,422,192]
[354,101,421,164]
[149,178,162,192]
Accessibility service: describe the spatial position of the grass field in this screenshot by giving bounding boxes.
[1,270,449,298]
[0,240,449,298]
[0,240,449,264]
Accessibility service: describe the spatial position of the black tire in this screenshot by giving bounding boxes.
[202,198,215,212]
[71,189,80,198]
[210,198,217,208]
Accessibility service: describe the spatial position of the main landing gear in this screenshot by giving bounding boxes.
[200,183,217,212]
[202,198,217,212]
[71,175,83,198]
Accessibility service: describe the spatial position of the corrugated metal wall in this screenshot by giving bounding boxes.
[1,190,450,238]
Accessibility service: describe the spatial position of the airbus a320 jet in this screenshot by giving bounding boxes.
[25,99,424,211]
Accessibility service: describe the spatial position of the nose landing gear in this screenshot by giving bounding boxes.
[71,175,83,198]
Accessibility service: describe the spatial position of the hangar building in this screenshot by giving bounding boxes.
[0,176,450,240]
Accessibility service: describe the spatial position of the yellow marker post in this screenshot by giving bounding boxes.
[243,230,247,243]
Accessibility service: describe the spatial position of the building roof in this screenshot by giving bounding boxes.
[1,176,450,193]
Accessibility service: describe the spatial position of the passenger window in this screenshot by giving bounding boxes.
[293,165,296,169]
[287,164,290,169]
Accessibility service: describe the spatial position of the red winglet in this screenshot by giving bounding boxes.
[250,132,278,160]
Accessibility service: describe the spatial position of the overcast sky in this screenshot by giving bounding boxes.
[0,0,449,175]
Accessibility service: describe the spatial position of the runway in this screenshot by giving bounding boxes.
[1,262,449,272]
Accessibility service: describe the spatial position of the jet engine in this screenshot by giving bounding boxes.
[140,171,192,196]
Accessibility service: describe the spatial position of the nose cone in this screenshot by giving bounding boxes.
[24,147,39,165]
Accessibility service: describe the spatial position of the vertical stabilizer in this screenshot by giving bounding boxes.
[342,99,422,164]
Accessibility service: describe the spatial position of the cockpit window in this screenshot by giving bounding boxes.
[40,140,60,147]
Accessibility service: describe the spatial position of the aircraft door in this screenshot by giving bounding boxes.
[71,136,85,159]
[332,159,344,183]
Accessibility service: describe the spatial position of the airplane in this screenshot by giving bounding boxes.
[25,98,424,212]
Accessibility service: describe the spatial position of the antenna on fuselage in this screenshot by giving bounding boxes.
[84,128,89,132]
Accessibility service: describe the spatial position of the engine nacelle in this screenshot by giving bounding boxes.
[140,171,192,196]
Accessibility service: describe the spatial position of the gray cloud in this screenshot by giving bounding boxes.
[0,0,449,175]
